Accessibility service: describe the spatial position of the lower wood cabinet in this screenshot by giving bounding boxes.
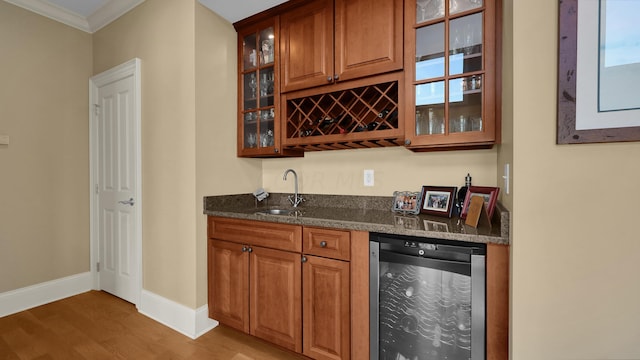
[207,216,508,360]
[208,217,354,359]
[302,254,350,360]
[208,239,249,333]
[251,245,302,352]
[208,238,302,352]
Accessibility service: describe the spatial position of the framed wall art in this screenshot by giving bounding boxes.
[420,186,457,218]
[557,0,640,144]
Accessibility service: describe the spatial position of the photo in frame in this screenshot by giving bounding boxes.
[420,186,457,218]
[557,0,640,144]
[460,186,500,219]
[391,191,422,215]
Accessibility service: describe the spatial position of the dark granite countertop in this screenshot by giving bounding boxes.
[203,193,510,245]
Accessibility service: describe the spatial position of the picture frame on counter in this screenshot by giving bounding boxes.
[461,186,500,219]
[391,191,421,215]
[420,186,457,218]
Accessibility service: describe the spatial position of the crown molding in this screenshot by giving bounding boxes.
[4,0,145,33]
[87,0,145,33]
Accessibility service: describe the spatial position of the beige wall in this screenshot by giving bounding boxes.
[511,0,640,358]
[92,0,261,308]
[263,147,497,196]
[0,2,92,292]
[93,0,200,307]
[194,3,262,307]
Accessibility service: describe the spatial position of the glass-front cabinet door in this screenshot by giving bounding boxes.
[405,0,499,150]
[238,20,285,157]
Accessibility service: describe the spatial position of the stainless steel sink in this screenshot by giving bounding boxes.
[256,208,294,216]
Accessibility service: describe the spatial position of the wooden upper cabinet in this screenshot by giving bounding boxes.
[334,0,404,83]
[280,0,404,93]
[280,0,334,93]
[403,0,501,150]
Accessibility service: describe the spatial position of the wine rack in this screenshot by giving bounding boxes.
[282,73,404,152]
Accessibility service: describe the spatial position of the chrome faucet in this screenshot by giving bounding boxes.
[283,169,304,207]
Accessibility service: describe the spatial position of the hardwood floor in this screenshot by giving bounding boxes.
[0,291,305,359]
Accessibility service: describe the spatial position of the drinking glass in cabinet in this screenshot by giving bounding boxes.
[243,33,258,70]
[449,0,483,16]
[415,23,444,80]
[259,28,274,65]
[244,73,258,109]
[449,77,482,133]
[246,133,257,148]
[244,111,257,124]
[449,13,483,69]
[259,70,274,97]
[416,0,444,23]
[416,106,445,135]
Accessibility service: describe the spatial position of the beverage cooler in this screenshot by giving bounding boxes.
[369,233,486,360]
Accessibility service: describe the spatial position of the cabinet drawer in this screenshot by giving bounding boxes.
[209,217,302,252]
[303,227,350,261]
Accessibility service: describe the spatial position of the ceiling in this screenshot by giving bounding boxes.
[4,0,288,33]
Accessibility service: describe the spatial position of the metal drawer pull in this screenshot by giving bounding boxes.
[320,241,327,248]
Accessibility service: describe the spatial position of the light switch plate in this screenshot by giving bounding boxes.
[0,134,9,145]
[364,169,374,186]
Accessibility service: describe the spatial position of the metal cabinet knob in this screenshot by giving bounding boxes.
[242,246,248,252]
[301,256,307,263]
[320,241,327,248]
[333,74,339,81]
[404,139,411,146]
[248,247,253,253]
[327,76,333,82]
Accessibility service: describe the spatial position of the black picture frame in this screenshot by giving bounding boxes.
[419,186,457,218]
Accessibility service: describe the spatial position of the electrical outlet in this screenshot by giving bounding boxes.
[364,169,374,186]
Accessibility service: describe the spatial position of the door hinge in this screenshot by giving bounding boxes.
[96,262,100,272]
[94,104,100,116]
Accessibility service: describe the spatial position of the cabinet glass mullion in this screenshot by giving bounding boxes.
[414,2,485,137]
[241,25,276,152]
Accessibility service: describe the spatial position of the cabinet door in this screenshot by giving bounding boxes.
[280,0,334,93]
[334,0,404,82]
[250,246,302,352]
[208,239,249,333]
[303,255,350,360]
[404,0,499,150]
[238,18,294,158]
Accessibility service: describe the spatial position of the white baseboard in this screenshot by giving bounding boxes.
[0,272,92,318]
[138,289,218,339]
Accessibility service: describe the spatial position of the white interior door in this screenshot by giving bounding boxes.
[90,59,142,306]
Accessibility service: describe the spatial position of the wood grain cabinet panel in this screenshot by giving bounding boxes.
[209,217,302,252]
[250,246,302,352]
[208,239,249,333]
[303,255,350,360]
[303,227,351,261]
[280,0,334,93]
[334,0,404,82]
[280,0,403,93]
